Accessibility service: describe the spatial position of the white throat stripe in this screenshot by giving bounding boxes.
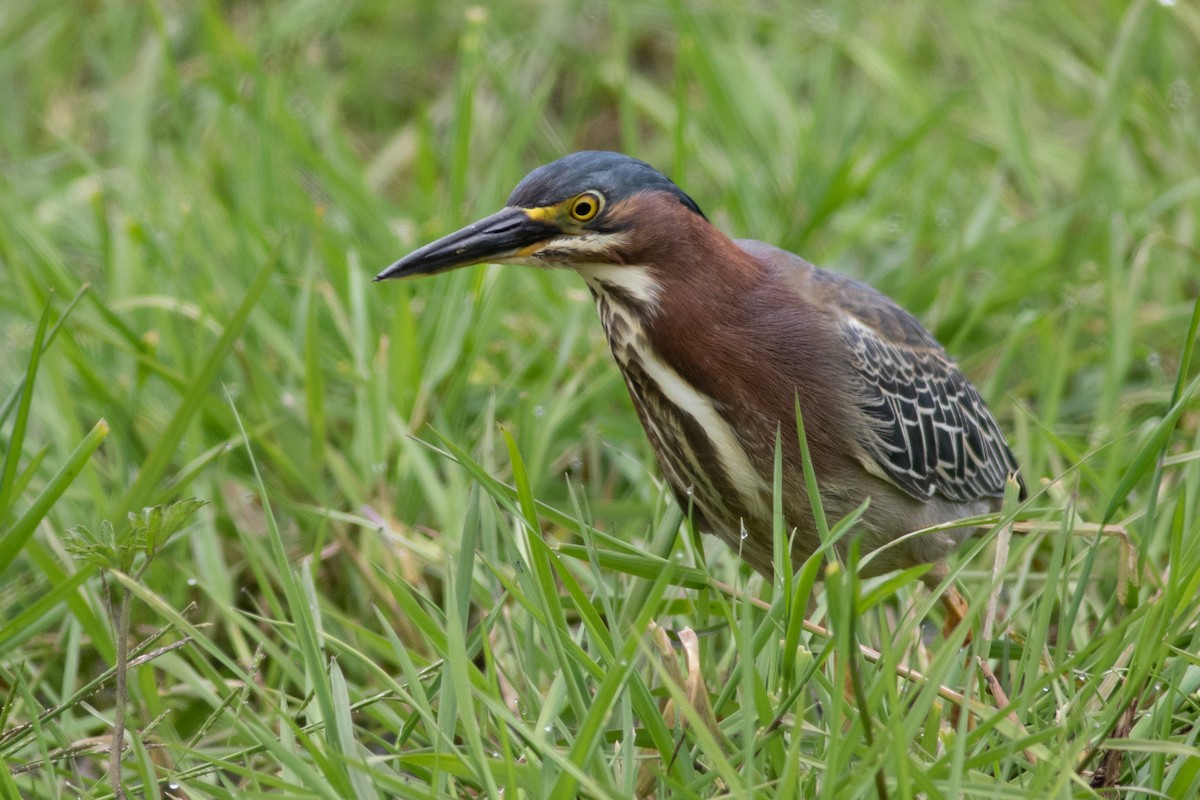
[578,264,661,307]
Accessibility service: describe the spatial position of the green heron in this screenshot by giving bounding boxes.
[377,151,1024,624]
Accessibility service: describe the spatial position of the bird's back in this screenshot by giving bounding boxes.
[741,240,1021,484]
[630,237,1024,575]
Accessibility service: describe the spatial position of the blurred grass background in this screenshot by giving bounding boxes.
[2,0,1199,797]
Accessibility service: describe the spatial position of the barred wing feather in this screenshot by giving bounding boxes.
[841,316,1023,504]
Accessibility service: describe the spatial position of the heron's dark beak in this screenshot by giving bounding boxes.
[374,207,558,281]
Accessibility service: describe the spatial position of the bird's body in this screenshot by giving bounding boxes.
[378,151,1023,593]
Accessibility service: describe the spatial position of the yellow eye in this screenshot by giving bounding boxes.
[569,192,603,222]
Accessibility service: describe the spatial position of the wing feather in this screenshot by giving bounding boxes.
[841,316,1023,503]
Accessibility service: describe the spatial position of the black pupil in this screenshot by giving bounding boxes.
[575,199,592,217]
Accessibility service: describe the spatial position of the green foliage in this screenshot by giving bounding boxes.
[1,0,1198,797]
[66,499,207,574]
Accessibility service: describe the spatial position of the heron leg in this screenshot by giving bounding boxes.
[923,560,972,642]
[941,587,971,640]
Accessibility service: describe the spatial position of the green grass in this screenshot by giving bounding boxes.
[2,0,1199,797]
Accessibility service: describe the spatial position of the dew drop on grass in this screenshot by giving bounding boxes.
[534,405,545,417]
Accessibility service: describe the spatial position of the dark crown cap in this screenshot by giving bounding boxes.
[507,151,706,219]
